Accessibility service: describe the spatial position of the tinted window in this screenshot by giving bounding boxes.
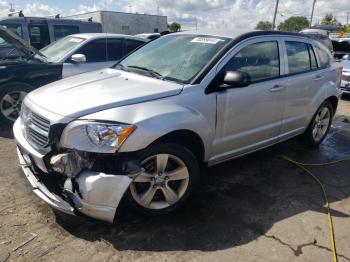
[107,38,123,61]
[29,24,50,49]
[54,25,79,40]
[126,40,144,53]
[0,35,12,47]
[315,46,331,68]
[1,24,22,37]
[76,39,107,62]
[225,41,280,82]
[286,41,311,74]
[309,45,318,70]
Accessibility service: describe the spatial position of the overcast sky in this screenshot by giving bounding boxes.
[0,0,349,30]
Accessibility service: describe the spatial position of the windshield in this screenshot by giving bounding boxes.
[117,35,231,84]
[39,36,85,63]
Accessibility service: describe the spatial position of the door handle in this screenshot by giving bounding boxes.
[269,84,285,92]
[314,75,324,81]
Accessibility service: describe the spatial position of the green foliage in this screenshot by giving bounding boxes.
[255,21,273,30]
[277,16,310,32]
[168,22,181,32]
[321,14,342,26]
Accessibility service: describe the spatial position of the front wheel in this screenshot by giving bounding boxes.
[303,101,333,146]
[127,143,200,216]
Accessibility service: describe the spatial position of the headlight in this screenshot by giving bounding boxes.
[60,120,136,153]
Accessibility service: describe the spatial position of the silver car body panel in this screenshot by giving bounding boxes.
[14,30,342,222]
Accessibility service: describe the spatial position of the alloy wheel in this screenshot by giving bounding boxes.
[312,106,331,142]
[130,153,190,210]
[0,91,27,122]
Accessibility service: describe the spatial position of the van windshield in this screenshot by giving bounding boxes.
[39,36,85,63]
[117,35,231,84]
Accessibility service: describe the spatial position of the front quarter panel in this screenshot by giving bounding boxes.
[82,87,216,160]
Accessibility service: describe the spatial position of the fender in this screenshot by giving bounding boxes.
[82,96,216,161]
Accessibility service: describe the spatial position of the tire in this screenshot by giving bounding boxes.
[0,82,33,126]
[126,143,200,216]
[303,101,333,147]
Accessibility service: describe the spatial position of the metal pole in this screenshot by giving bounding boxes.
[272,0,280,30]
[310,0,316,28]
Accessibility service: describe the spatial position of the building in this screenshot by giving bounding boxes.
[66,11,167,35]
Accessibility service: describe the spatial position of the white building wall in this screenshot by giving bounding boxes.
[68,11,167,35]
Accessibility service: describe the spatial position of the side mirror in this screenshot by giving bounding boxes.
[71,54,86,63]
[220,71,251,88]
[342,55,349,60]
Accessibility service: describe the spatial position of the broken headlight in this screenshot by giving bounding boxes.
[60,120,136,153]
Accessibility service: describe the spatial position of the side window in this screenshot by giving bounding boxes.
[107,38,123,61]
[125,40,144,54]
[28,24,50,49]
[54,25,79,40]
[308,44,318,70]
[285,41,311,74]
[225,41,280,82]
[76,39,107,62]
[315,46,331,69]
[1,24,23,37]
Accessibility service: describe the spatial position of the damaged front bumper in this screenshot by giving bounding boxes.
[13,119,136,223]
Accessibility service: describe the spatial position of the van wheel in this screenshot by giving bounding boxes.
[303,101,333,146]
[127,143,199,216]
[0,83,33,125]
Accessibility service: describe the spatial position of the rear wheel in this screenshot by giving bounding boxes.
[127,143,199,216]
[303,101,333,146]
[0,83,33,125]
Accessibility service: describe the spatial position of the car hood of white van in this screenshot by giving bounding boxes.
[27,68,184,118]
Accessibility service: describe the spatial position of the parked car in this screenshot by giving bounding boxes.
[300,30,334,55]
[0,27,147,123]
[14,30,342,223]
[135,33,161,40]
[332,39,350,59]
[0,16,102,50]
[340,55,350,93]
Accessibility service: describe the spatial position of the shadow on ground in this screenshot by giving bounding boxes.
[53,126,350,252]
[0,125,13,139]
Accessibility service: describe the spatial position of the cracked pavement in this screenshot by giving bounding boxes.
[1,99,350,261]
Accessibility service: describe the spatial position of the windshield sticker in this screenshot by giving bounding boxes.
[191,37,224,44]
[69,38,84,43]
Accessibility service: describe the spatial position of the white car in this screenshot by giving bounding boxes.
[40,33,148,78]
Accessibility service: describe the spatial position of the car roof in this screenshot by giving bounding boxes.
[68,33,148,41]
[171,29,310,41]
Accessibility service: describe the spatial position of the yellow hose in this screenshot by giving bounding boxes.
[282,156,339,262]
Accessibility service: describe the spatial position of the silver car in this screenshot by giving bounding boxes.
[40,33,148,78]
[13,30,342,222]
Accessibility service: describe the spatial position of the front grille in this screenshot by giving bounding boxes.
[22,106,50,148]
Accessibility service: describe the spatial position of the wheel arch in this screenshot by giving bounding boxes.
[149,129,205,163]
[324,96,338,116]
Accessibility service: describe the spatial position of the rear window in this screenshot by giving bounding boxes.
[315,46,331,69]
[107,38,123,61]
[125,40,144,53]
[285,41,311,74]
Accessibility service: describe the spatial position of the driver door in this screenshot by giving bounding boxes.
[212,38,288,163]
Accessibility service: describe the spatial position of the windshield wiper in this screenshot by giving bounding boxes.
[126,65,164,80]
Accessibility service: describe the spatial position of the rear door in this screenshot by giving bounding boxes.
[279,38,326,139]
[62,38,110,78]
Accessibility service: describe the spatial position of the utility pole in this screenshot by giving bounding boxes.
[128,4,132,13]
[347,12,349,26]
[195,17,198,31]
[272,0,280,30]
[310,0,317,28]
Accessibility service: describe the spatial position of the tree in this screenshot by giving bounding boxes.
[277,16,309,32]
[255,21,273,30]
[321,14,342,26]
[168,22,181,32]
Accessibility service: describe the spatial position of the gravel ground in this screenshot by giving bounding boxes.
[1,98,350,262]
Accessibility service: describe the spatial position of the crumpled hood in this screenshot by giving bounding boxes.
[28,68,183,118]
